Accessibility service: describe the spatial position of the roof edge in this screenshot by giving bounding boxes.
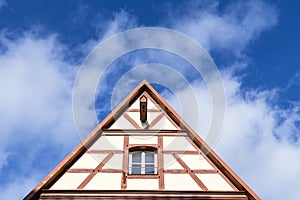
[24,80,260,200]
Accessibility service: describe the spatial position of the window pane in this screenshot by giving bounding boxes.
[145,152,154,163]
[129,149,157,175]
[145,164,155,174]
[131,164,141,174]
[132,152,141,163]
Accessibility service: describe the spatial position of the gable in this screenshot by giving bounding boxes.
[109,92,179,130]
[24,80,260,200]
[47,133,237,191]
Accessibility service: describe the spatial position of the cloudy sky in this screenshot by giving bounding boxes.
[0,1,299,199]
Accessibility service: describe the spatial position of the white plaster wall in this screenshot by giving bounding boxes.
[50,173,89,190]
[179,154,214,170]
[164,174,201,190]
[102,153,123,169]
[151,116,177,130]
[163,136,197,151]
[127,112,140,125]
[126,179,158,190]
[127,111,162,128]
[84,173,122,190]
[163,154,184,169]
[148,111,161,123]
[196,174,234,191]
[129,136,157,144]
[128,99,140,109]
[70,153,106,169]
[110,115,137,129]
[148,99,159,110]
[89,136,124,150]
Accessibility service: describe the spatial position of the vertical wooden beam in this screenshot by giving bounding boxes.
[158,136,165,190]
[121,136,129,189]
[140,95,147,122]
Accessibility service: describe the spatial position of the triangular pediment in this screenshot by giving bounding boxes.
[109,92,179,130]
[24,80,260,200]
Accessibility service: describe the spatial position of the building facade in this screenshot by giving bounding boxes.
[24,80,260,200]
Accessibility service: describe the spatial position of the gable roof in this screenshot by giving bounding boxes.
[24,80,260,200]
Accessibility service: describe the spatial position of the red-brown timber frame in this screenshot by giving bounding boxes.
[24,80,260,200]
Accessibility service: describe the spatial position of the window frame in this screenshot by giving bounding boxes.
[128,146,158,175]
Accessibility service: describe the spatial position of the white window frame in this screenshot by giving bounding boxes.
[129,150,157,175]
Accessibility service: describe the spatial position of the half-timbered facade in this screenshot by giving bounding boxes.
[24,80,260,200]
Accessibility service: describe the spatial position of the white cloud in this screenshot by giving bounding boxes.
[216,71,300,200]
[0,174,41,200]
[0,33,78,199]
[166,69,300,200]
[0,1,296,200]
[170,0,278,56]
[81,10,138,55]
[0,11,138,198]
[162,2,300,198]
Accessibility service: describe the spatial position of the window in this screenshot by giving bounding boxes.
[129,147,157,175]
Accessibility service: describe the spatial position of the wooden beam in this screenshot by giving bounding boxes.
[68,169,93,173]
[158,136,164,190]
[163,169,187,174]
[127,144,159,149]
[99,169,122,173]
[103,132,188,136]
[86,150,124,154]
[40,189,248,199]
[68,168,122,173]
[217,170,239,191]
[173,153,208,191]
[102,129,187,133]
[148,113,164,128]
[121,136,129,190]
[192,169,218,174]
[127,108,160,112]
[77,153,114,189]
[162,150,200,155]
[127,174,159,179]
[123,113,142,129]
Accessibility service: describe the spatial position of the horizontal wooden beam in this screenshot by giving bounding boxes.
[103,132,188,136]
[102,129,187,133]
[86,150,124,154]
[162,150,200,154]
[68,169,93,173]
[173,153,208,191]
[68,169,122,173]
[40,190,248,199]
[163,169,217,174]
[127,109,161,112]
[77,153,114,189]
[127,174,159,179]
[127,144,159,149]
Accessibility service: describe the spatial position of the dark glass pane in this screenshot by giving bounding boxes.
[145,164,155,174]
[131,164,141,174]
[145,152,154,163]
[145,168,155,174]
[132,152,141,163]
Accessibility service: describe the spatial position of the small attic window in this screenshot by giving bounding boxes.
[128,146,157,175]
[140,95,147,123]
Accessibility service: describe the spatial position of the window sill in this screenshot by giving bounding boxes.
[127,174,159,179]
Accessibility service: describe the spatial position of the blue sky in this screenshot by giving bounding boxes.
[0,1,299,199]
